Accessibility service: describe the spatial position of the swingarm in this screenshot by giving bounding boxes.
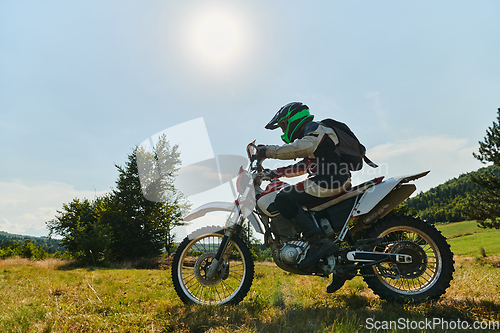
[346,251,412,264]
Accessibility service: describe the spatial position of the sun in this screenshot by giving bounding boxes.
[195,15,239,61]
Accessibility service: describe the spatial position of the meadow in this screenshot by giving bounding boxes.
[0,221,499,333]
[436,220,500,257]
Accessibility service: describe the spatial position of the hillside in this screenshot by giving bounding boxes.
[406,165,500,223]
[0,231,64,253]
[436,220,500,256]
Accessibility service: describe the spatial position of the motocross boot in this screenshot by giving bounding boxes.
[326,273,354,293]
[293,209,339,268]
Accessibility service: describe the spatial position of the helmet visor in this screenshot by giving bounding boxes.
[265,110,283,130]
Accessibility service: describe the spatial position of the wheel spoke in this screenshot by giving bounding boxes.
[173,231,253,305]
[372,225,443,293]
[183,273,197,285]
[221,279,237,294]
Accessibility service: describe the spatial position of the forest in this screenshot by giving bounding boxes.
[405,165,500,223]
[0,231,64,254]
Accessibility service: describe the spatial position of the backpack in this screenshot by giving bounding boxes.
[321,118,378,171]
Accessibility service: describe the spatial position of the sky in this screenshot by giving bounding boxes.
[1,0,499,237]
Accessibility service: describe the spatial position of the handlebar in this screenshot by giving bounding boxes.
[245,141,282,184]
[246,141,264,172]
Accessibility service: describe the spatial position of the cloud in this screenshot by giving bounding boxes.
[0,182,109,237]
[353,135,485,193]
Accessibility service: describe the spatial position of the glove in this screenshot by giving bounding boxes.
[253,145,267,160]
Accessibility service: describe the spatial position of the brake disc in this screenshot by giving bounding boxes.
[193,252,229,286]
[386,240,428,279]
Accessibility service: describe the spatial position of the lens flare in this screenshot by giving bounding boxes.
[195,15,239,61]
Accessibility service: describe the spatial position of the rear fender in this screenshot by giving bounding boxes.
[357,184,416,226]
[352,171,429,217]
[352,178,400,216]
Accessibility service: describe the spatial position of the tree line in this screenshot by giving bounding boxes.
[0,231,65,253]
[406,107,500,228]
[405,165,500,223]
[0,239,65,260]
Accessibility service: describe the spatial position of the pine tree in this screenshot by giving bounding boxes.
[107,135,189,261]
[47,135,189,264]
[135,134,189,256]
[464,108,500,228]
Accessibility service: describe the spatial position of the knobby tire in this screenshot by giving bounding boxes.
[360,215,454,303]
[171,226,255,305]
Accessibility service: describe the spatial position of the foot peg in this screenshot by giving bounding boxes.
[298,241,338,268]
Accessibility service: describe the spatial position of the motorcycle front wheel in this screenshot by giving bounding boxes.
[361,215,454,303]
[171,226,254,305]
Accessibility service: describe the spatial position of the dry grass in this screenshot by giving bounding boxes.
[0,257,499,332]
[0,257,73,270]
[448,255,500,305]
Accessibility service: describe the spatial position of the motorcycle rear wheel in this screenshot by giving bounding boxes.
[361,215,454,303]
[172,226,254,305]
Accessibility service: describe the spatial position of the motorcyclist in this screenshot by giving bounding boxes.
[254,102,351,269]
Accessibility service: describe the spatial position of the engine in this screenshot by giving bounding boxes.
[268,215,309,265]
[269,215,299,240]
[279,241,309,266]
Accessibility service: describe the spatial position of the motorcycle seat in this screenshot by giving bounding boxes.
[307,176,384,212]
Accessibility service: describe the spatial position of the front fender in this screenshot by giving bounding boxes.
[184,201,236,221]
[184,201,265,234]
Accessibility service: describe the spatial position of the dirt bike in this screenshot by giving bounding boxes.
[172,142,454,305]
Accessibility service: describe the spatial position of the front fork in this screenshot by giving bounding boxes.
[206,172,255,280]
[205,208,244,280]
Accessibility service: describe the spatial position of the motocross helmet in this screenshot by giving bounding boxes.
[265,102,314,143]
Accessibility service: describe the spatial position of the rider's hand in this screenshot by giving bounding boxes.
[253,145,267,160]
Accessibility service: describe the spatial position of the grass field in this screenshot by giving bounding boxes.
[1,220,500,332]
[435,220,500,257]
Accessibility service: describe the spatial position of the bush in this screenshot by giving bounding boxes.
[0,240,49,260]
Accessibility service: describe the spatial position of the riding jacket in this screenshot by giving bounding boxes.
[265,121,351,197]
